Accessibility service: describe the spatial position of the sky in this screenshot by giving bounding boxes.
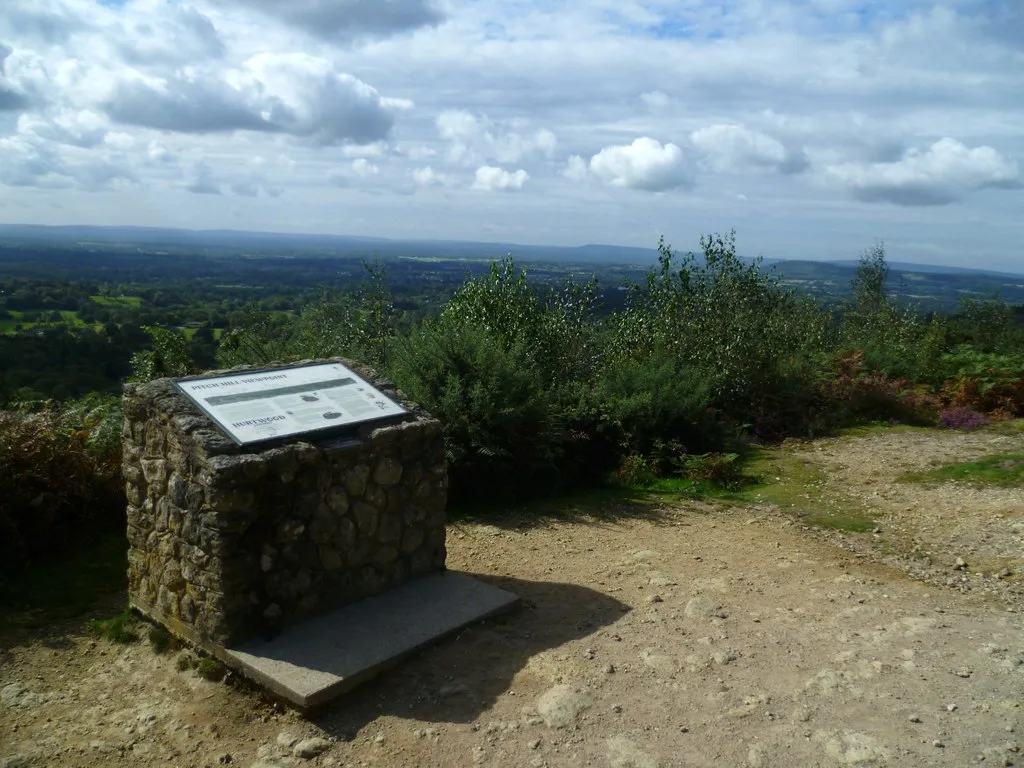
[0,0,1022,269]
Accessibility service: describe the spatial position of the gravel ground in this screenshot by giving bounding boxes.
[2,425,1022,768]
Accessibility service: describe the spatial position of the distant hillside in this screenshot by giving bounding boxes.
[1,223,1021,311]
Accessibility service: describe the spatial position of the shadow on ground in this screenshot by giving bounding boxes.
[309,572,630,740]
[446,486,690,532]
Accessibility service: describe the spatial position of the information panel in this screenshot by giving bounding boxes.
[173,362,407,446]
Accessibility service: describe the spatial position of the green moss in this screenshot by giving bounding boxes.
[902,453,1024,488]
[732,446,877,532]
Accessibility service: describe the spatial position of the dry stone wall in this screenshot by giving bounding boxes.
[122,359,447,648]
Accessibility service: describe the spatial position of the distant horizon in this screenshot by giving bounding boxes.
[2,221,1023,279]
[1,1,1021,272]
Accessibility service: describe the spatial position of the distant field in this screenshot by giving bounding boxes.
[180,327,224,340]
[90,295,143,307]
[0,309,103,335]
[0,319,29,333]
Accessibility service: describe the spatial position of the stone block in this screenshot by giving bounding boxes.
[123,357,448,649]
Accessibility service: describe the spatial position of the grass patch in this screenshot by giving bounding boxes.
[90,295,143,308]
[0,533,128,630]
[148,625,175,654]
[731,446,877,532]
[87,605,138,644]
[836,422,931,438]
[989,419,1024,436]
[196,657,227,682]
[902,453,1024,488]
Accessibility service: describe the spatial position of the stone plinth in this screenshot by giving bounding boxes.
[121,359,448,649]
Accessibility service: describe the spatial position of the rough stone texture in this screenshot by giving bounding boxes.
[122,358,448,648]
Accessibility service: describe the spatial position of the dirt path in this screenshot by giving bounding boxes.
[3,427,1023,768]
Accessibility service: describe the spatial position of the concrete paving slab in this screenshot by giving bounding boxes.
[223,571,520,709]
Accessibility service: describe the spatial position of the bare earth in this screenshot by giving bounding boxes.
[2,426,1023,768]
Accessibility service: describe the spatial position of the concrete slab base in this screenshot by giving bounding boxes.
[223,572,521,709]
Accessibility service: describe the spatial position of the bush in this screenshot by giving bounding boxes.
[587,353,724,460]
[148,625,174,654]
[196,657,227,682]
[938,407,992,431]
[389,321,566,502]
[612,233,833,426]
[0,396,125,574]
[87,606,138,644]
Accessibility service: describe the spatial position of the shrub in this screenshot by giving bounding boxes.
[609,454,658,487]
[88,606,138,644]
[217,260,396,370]
[196,657,227,682]
[389,321,566,502]
[938,407,991,431]
[148,625,174,654]
[129,326,198,382]
[587,353,725,460]
[612,232,833,426]
[0,396,125,574]
[935,346,1024,415]
[680,452,742,487]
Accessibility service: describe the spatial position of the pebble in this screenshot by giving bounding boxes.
[528,739,541,750]
[684,596,718,619]
[536,685,591,729]
[294,737,332,758]
[947,704,958,712]
[647,594,664,604]
[909,715,921,723]
[933,740,945,748]
[276,733,300,749]
[604,664,616,674]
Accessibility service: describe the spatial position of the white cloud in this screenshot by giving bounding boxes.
[412,166,451,187]
[17,109,108,148]
[116,5,225,66]
[691,124,808,175]
[147,140,176,164]
[206,0,444,43]
[230,175,283,198]
[185,161,222,195]
[587,138,689,192]
[351,158,380,178]
[104,53,395,145]
[640,90,671,110]
[0,44,32,112]
[436,110,557,165]
[1,0,1024,269]
[381,97,415,111]
[563,155,589,182]
[472,166,529,191]
[825,138,1021,206]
